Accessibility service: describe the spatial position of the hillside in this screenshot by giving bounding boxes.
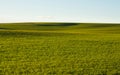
[0,23,120,33]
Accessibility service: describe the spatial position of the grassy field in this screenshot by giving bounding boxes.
[0,23,120,75]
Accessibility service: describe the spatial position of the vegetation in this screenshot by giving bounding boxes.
[0,23,120,75]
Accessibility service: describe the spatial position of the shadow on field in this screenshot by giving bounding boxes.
[0,28,11,30]
[35,23,79,26]
[0,31,78,37]
[82,24,120,28]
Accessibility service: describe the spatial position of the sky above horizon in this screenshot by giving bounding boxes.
[0,0,120,23]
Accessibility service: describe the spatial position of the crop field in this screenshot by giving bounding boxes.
[0,23,120,75]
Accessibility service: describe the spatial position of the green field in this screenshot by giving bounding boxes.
[0,23,120,75]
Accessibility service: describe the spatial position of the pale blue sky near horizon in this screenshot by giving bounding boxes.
[0,0,120,23]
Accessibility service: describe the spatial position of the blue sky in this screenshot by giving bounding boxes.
[0,0,120,23]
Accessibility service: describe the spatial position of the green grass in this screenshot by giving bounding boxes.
[0,23,120,75]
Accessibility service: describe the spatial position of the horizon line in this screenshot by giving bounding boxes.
[0,21,120,24]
